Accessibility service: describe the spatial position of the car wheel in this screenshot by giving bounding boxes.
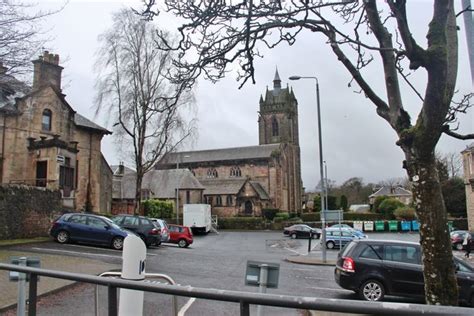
[111,237,124,250]
[178,239,188,248]
[56,231,70,244]
[455,243,464,251]
[326,241,335,249]
[291,233,297,239]
[359,280,385,301]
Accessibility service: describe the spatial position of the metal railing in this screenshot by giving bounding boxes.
[96,271,178,316]
[0,263,472,316]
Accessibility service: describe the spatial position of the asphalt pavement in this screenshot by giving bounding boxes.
[1,232,474,315]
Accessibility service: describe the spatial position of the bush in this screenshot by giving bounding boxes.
[393,206,417,220]
[301,212,320,222]
[377,198,405,219]
[372,195,388,213]
[142,199,174,219]
[275,212,290,220]
[262,208,279,220]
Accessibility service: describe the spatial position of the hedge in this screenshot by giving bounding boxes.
[301,212,385,222]
[218,217,265,230]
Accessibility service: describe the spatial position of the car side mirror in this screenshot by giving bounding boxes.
[104,225,110,230]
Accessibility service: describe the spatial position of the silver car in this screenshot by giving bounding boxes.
[150,218,170,243]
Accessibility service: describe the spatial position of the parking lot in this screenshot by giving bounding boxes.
[0,231,446,315]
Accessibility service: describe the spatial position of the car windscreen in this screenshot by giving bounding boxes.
[103,217,122,230]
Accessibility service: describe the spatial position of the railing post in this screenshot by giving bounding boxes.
[17,257,27,316]
[28,273,38,316]
[108,285,117,316]
[240,300,250,316]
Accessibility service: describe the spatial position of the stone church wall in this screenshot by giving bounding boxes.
[0,185,62,239]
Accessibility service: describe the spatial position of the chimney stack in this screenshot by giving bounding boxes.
[32,51,63,91]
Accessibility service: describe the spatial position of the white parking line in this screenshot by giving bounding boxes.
[31,247,157,258]
[284,247,305,256]
[178,297,196,316]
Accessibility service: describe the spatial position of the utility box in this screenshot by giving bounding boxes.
[9,257,41,281]
[245,261,280,288]
[183,204,212,234]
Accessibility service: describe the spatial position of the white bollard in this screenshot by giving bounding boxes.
[119,234,147,316]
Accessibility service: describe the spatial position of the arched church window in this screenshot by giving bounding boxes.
[272,116,279,136]
[216,196,222,206]
[226,195,233,206]
[42,109,52,131]
[207,168,218,178]
[230,166,242,177]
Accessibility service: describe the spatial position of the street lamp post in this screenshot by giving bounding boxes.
[289,75,327,262]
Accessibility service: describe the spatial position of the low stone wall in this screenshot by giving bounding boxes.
[0,185,62,239]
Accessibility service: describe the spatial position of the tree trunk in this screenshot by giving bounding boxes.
[404,150,458,305]
[134,173,143,215]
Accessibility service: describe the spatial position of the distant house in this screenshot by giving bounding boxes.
[369,186,413,205]
[462,143,474,230]
[111,165,204,215]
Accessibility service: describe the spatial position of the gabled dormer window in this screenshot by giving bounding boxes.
[42,109,52,131]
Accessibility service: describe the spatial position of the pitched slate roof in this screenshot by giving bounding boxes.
[74,113,111,134]
[369,186,412,198]
[143,169,204,199]
[250,181,270,200]
[113,168,204,200]
[199,179,247,195]
[159,143,281,166]
[110,165,136,176]
[0,74,29,113]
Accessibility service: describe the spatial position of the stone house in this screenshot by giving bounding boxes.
[462,143,474,230]
[156,70,303,217]
[0,51,112,212]
[368,186,413,206]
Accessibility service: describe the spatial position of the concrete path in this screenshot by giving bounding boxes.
[0,245,118,312]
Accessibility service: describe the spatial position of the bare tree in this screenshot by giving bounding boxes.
[95,9,195,213]
[140,0,474,305]
[437,151,463,178]
[0,1,61,76]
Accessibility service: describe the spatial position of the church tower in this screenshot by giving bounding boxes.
[258,68,299,145]
[258,68,302,212]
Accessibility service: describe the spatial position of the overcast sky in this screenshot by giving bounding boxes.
[33,0,474,191]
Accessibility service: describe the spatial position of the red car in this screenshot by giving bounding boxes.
[168,224,193,248]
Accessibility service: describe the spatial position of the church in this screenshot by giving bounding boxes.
[156,70,303,217]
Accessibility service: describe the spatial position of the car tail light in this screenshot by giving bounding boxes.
[51,222,59,229]
[342,257,355,273]
[149,228,159,235]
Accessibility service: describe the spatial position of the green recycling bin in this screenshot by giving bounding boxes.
[375,220,385,231]
[388,220,398,232]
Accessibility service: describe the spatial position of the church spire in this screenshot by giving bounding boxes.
[273,67,281,89]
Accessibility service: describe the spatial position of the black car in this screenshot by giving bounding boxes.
[283,224,321,239]
[111,214,161,247]
[334,239,474,306]
[49,213,129,250]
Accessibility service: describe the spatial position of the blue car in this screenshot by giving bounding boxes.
[324,228,367,249]
[49,213,129,250]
